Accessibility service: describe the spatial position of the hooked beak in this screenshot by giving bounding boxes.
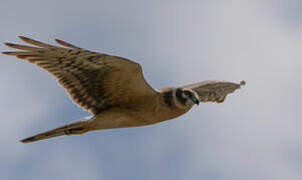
[190,96,200,106]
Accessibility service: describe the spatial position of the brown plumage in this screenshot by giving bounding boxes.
[2,36,245,143]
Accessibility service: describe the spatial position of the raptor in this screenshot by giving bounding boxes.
[2,36,245,143]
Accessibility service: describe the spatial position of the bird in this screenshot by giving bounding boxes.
[2,36,245,143]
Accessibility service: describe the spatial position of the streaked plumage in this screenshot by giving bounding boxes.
[2,36,245,143]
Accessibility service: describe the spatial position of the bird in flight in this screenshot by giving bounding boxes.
[2,36,245,143]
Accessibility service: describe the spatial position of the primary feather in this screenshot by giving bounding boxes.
[3,36,156,115]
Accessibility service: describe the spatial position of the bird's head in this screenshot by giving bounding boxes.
[175,88,200,107]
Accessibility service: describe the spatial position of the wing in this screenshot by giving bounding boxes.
[181,80,245,103]
[3,36,157,115]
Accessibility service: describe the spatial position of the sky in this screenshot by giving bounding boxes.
[0,0,302,179]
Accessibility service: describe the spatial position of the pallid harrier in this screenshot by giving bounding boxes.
[3,36,245,143]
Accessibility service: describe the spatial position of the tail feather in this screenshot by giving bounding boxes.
[20,116,92,143]
[20,128,66,143]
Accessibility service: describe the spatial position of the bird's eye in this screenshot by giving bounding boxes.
[183,90,192,97]
[181,91,188,98]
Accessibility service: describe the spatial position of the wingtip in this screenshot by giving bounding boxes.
[54,38,81,49]
[3,42,19,49]
[239,80,246,86]
[2,51,11,55]
[54,38,63,44]
[18,35,26,39]
[20,137,33,143]
[19,35,35,43]
[3,42,15,54]
[20,134,37,143]
[20,139,28,143]
[4,42,12,46]
[54,38,66,44]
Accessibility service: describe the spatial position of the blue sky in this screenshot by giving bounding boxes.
[1,0,302,179]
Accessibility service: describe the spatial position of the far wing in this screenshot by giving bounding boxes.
[181,80,245,103]
[3,36,157,115]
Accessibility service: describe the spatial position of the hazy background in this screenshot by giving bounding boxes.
[1,0,301,179]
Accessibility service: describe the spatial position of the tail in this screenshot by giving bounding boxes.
[20,116,93,143]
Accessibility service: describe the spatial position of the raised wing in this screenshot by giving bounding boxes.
[3,36,157,114]
[181,80,245,103]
